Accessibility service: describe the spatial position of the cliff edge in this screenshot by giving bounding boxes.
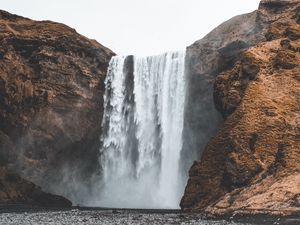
[0,10,114,204]
[181,0,300,216]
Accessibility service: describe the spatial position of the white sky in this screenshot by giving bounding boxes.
[1,0,261,56]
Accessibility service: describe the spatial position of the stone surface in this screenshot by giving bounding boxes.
[0,167,71,207]
[181,0,270,176]
[181,0,300,216]
[0,10,114,204]
[0,209,297,225]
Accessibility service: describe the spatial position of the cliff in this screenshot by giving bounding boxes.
[181,1,267,178]
[181,0,300,216]
[1,0,299,213]
[0,10,114,204]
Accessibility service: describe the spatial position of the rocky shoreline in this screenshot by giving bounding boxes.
[0,207,299,225]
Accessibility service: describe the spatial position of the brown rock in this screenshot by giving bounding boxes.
[0,167,72,207]
[0,10,114,203]
[181,0,300,216]
[181,0,268,175]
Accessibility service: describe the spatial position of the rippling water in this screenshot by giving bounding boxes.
[0,209,290,225]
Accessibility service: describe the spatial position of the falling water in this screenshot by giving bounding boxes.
[99,51,186,209]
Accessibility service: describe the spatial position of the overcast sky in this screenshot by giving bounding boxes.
[2,0,260,56]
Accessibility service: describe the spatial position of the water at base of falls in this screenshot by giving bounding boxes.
[98,51,186,209]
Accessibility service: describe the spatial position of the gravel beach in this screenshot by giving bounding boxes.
[0,209,295,225]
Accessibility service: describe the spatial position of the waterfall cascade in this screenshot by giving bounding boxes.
[99,51,186,208]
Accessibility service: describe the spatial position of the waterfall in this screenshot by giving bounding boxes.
[99,51,186,209]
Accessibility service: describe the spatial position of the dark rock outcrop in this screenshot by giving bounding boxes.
[181,0,300,216]
[0,10,114,204]
[0,167,71,207]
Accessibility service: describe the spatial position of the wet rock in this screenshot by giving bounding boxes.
[0,167,71,207]
[30,192,72,208]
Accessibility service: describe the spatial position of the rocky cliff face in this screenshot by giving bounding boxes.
[1,0,299,212]
[181,0,300,216]
[0,10,114,204]
[180,0,275,179]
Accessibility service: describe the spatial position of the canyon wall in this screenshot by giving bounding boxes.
[181,0,300,216]
[0,10,114,204]
[180,3,267,179]
[1,0,299,213]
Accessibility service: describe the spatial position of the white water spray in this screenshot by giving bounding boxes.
[99,51,186,208]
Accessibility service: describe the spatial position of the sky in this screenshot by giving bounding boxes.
[1,0,261,56]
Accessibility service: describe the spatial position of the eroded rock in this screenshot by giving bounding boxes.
[181,0,300,216]
[0,10,114,204]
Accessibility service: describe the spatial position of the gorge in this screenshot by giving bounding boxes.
[0,0,299,222]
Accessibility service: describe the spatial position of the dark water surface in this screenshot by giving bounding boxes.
[0,208,298,225]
